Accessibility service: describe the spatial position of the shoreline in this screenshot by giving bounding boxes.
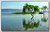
[13,12,43,14]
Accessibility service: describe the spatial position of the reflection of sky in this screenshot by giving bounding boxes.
[2,2,48,9]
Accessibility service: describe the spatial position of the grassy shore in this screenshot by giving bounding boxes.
[13,12,38,14]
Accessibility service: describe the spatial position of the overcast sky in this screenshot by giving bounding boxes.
[2,2,48,9]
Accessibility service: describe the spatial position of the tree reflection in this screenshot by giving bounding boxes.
[41,17,48,22]
[23,18,40,30]
[31,14,34,20]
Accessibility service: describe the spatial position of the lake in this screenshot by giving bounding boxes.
[1,9,49,31]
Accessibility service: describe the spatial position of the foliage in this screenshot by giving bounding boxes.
[23,19,40,30]
[41,17,48,22]
[34,6,40,13]
[41,6,47,10]
[23,3,40,13]
[43,6,47,10]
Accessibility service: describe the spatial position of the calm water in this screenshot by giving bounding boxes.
[1,9,48,31]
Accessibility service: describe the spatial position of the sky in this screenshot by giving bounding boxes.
[2,2,48,9]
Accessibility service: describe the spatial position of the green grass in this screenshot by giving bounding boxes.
[13,12,37,14]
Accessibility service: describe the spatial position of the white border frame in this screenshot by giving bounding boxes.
[1,0,50,32]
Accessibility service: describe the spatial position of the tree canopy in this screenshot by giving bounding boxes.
[23,3,40,13]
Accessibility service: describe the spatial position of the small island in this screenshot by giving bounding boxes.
[13,3,47,14]
[13,12,36,14]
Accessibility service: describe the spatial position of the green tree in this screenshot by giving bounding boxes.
[34,6,40,13]
[42,6,47,10]
[23,3,28,12]
[23,3,40,13]
[41,6,47,17]
[23,3,34,13]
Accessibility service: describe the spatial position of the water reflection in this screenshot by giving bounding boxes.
[22,14,48,30]
[31,14,34,21]
[2,13,48,31]
[23,16,40,30]
[41,17,48,22]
